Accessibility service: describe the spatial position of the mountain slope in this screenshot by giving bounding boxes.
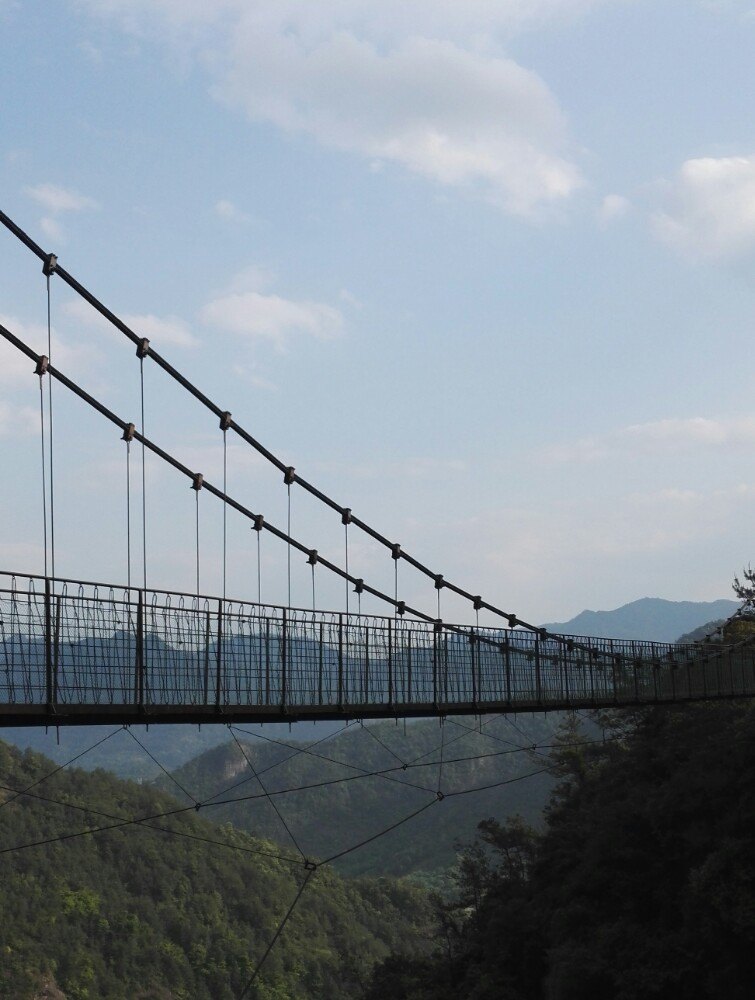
[543,597,738,642]
[159,715,565,877]
[0,741,430,1000]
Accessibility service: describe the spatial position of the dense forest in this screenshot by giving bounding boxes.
[158,715,560,876]
[0,741,431,999]
[367,698,755,999]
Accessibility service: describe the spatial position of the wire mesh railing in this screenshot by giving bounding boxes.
[1,573,753,725]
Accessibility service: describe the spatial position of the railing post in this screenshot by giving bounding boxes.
[53,592,61,705]
[337,613,343,710]
[135,590,144,708]
[318,621,324,705]
[214,599,223,711]
[503,642,511,705]
[203,607,211,706]
[387,618,393,707]
[265,619,270,705]
[470,631,476,709]
[362,625,369,703]
[44,577,53,710]
[432,624,438,708]
[407,629,413,704]
[281,607,287,712]
[534,636,541,706]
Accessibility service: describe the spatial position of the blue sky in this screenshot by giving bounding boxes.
[1,0,754,624]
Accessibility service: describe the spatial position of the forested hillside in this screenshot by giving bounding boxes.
[0,741,431,1000]
[157,715,563,877]
[367,699,755,999]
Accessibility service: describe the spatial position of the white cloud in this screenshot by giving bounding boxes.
[63,298,198,348]
[598,193,630,225]
[215,198,250,223]
[546,415,755,463]
[24,182,99,214]
[39,216,64,242]
[75,0,592,215]
[0,313,91,383]
[202,291,342,347]
[652,154,755,258]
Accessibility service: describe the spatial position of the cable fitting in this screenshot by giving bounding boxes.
[341,507,352,525]
[283,466,296,485]
[122,422,136,443]
[508,615,517,629]
[35,355,49,376]
[473,595,483,611]
[307,549,318,566]
[191,473,204,492]
[391,543,401,560]
[353,578,364,595]
[252,513,264,532]
[304,859,318,871]
[136,338,150,359]
[434,574,444,591]
[396,600,406,616]
[436,790,445,802]
[433,619,443,633]
[219,411,232,431]
[42,253,58,277]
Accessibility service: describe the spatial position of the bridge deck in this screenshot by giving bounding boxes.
[1,574,753,726]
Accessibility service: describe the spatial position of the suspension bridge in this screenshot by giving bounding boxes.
[1,209,754,727]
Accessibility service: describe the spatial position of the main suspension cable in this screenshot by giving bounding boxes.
[0,209,563,639]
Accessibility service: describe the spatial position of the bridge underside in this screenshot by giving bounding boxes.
[1,573,753,728]
[1,691,752,728]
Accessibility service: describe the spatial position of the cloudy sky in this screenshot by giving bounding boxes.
[1,0,754,624]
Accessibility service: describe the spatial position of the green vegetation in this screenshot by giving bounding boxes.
[158,715,560,877]
[367,700,755,999]
[0,741,431,999]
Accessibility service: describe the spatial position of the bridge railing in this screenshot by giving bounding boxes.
[0,572,753,722]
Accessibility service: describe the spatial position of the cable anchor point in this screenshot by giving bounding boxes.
[341,507,352,525]
[251,513,264,532]
[136,338,150,359]
[283,466,296,485]
[191,473,204,492]
[122,422,136,443]
[219,411,232,432]
[34,355,49,377]
[42,253,57,277]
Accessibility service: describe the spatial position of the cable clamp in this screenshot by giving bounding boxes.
[122,422,136,443]
[341,507,352,525]
[303,859,318,871]
[136,338,150,359]
[507,615,517,629]
[436,790,445,802]
[473,595,483,611]
[42,253,58,277]
[433,619,443,633]
[252,513,264,532]
[307,549,318,566]
[219,411,232,432]
[353,578,364,595]
[396,600,406,616]
[283,466,296,485]
[191,473,204,492]
[434,574,444,591]
[35,355,49,376]
[391,543,401,560]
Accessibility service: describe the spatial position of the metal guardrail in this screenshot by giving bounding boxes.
[1,573,753,726]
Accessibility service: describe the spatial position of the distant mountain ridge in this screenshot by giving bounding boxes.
[543,597,739,643]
